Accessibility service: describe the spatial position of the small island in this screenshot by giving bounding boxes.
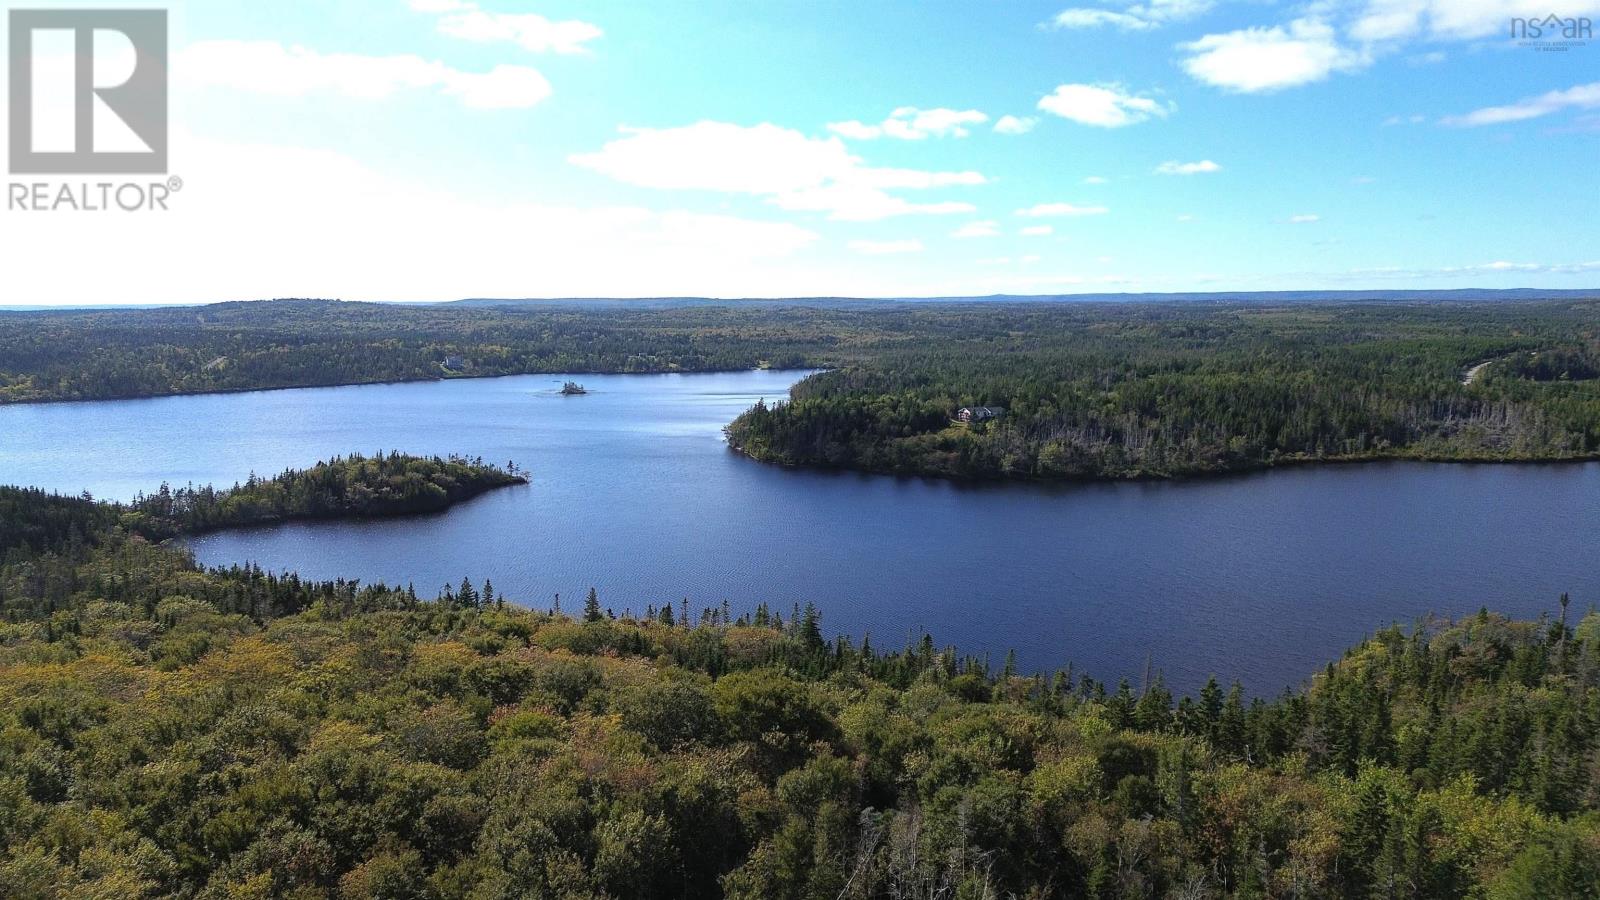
[560,381,588,395]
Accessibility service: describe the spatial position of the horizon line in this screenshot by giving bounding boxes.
[4,286,1600,312]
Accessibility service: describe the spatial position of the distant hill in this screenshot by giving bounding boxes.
[444,288,1600,310]
[4,288,1597,314]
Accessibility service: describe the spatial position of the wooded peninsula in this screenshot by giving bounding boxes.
[1,458,1597,897]
[3,297,1597,480]
[2,453,526,549]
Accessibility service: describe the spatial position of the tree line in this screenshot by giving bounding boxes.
[123,451,527,536]
[1,453,524,555]
[7,297,1599,481]
[0,299,828,403]
[1,466,1598,897]
[725,301,1600,479]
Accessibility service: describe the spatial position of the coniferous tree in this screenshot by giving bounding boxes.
[800,602,824,652]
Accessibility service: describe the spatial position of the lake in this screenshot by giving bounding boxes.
[3,369,1598,694]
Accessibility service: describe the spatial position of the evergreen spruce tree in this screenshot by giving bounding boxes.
[800,602,824,652]
[1199,676,1224,740]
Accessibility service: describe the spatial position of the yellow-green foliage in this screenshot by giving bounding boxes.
[3,519,1599,897]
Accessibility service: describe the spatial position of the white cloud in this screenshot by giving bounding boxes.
[1050,8,1152,29]
[1037,83,1171,127]
[1016,202,1110,217]
[1344,259,1600,280]
[849,239,924,255]
[0,131,824,305]
[441,66,556,109]
[1047,0,1215,31]
[1546,260,1600,274]
[1347,0,1425,42]
[770,186,976,221]
[1020,225,1054,236]
[1288,213,1321,223]
[772,164,985,221]
[1442,82,1600,127]
[952,220,1001,238]
[827,106,989,140]
[1082,175,1109,184]
[993,115,1037,135]
[177,40,552,108]
[569,121,986,221]
[826,120,881,140]
[851,168,987,190]
[1180,19,1369,93]
[570,122,850,194]
[1350,0,1600,43]
[1179,3,1600,95]
[1154,159,1221,175]
[1176,213,1195,221]
[416,0,603,54]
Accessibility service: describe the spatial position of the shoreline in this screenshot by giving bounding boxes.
[14,363,1596,492]
[724,438,1600,487]
[0,365,812,408]
[169,475,530,541]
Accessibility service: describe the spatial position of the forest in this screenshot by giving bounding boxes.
[723,299,1600,479]
[121,453,527,538]
[2,466,1599,898]
[0,300,834,403]
[1,454,524,553]
[4,297,1599,480]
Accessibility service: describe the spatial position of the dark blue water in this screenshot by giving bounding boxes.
[3,369,1597,694]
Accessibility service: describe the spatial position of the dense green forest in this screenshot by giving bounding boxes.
[0,454,523,553]
[2,471,1600,897]
[4,297,1599,480]
[123,453,527,537]
[724,300,1600,479]
[0,300,835,403]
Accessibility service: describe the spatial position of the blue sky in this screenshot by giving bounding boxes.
[5,0,1599,303]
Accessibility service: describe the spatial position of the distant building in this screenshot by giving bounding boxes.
[957,406,1005,423]
[443,355,466,372]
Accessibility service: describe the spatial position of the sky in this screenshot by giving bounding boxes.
[2,0,1598,305]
